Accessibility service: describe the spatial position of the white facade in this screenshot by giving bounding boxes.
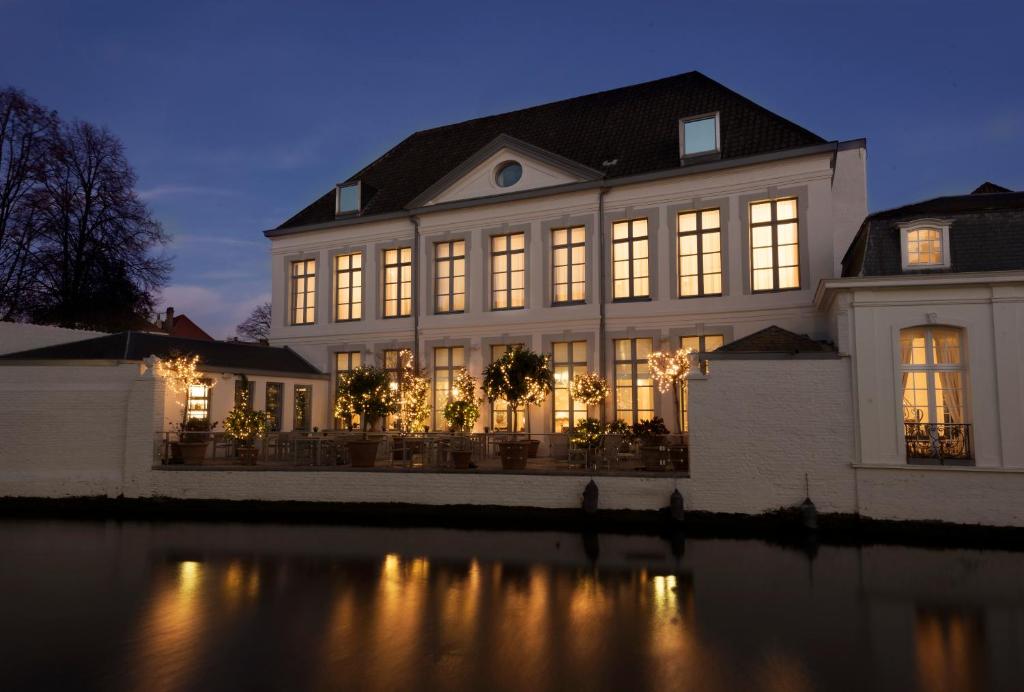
[270,143,867,433]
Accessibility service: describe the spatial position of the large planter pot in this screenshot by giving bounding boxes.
[177,441,208,465]
[668,445,688,472]
[349,439,380,468]
[451,450,473,469]
[526,438,541,458]
[498,441,530,470]
[237,445,259,464]
[168,442,184,465]
[639,444,667,471]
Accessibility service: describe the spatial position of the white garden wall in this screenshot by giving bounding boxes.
[0,322,105,354]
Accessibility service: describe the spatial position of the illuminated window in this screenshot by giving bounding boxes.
[612,218,649,300]
[435,240,466,314]
[433,346,465,431]
[491,233,525,310]
[265,382,283,432]
[383,247,412,318]
[900,326,965,426]
[750,198,800,292]
[490,344,526,431]
[293,384,312,432]
[678,209,722,297]
[900,222,951,270]
[335,252,362,321]
[552,340,588,432]
[383,349,403,430]
[614,337,654,425]
[680,114,719,157]
[552,226,586,304]
[335,351,361,429]
[290,259,316,324]
[679,334,725,432]
[186,379,211,421]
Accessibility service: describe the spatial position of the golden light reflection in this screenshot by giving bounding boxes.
[915,608,987,692]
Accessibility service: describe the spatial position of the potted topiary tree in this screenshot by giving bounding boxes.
[482,347,553,470]
[344,366,400,467]
[223,385,268,464]
[158,353,217,465]
[443,368,480,469]
[649,346,695,470]
[392,350,431,462]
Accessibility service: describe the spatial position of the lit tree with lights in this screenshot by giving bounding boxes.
[224,388,268,448]
[444,368,481,432]
[568,372,609,420]
[648,347,694,433]
[395,349,431,433]
[482,347,554,436]
[157,353,215,429]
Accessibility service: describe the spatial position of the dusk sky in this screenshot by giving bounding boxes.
[2,0,1021,338]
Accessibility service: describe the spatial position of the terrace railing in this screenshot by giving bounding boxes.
[153,430,691,476]
[904,422,973,464]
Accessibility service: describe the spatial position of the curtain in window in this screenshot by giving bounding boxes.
[900,332,915,421]
[933,329,963,424]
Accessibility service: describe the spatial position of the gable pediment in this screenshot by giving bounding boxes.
[407,134,604,208]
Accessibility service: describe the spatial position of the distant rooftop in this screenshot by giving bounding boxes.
[713,326,834,356]
[0,331,323,376]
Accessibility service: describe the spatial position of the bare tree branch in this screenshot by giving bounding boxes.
[236,301,271,342]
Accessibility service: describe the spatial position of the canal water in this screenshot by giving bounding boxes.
[0,519,1022,691]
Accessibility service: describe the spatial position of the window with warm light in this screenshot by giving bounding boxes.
[900,222,951,270]
[383,349,403,430]
[265,382,283,432]
[290,259,316,324]
[186,379,211,420]
[335,252,362,321]
[552,226,586,304]
[901,327,966,426]
[435,240,466,314]
[383,247,412,318]
[679,334,725,431]
[678,209,722,297]
[614,337,654,425]
[552,340,588,432]
[293,384,312,432]
[490,344,526,431]
[612,218,649,300]
[750,198,799,292]
[491,233,525,310]
[335,351,362,429]
[433,346,465,431]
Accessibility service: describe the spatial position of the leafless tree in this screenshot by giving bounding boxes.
[29,119,172,329]
[0,88,56,320]
[236,301,271,342]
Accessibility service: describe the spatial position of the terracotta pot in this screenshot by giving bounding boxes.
[498,441,530,470]
[451,450,473,469]
[238,445,258,463]
[669,445,688,472]
[527,438,541,458]
[168,442,183,464]
[177,441,208,465]
[640,445,666,471]
[348,439,380,468]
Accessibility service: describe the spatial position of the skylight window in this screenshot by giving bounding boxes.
[680,114,720,159]
[337,182,361,214]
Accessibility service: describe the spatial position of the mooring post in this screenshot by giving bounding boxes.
[669,488,685,523]
[582,479,599,515]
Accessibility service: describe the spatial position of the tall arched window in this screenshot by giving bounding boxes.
[900,326,971,461]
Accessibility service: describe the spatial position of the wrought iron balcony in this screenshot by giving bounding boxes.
[904,422,973,463]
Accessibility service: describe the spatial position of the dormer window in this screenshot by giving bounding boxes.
[680,113,720,159]
[900,219,951,270]
[336,182,361,215]
[495,161,523,188]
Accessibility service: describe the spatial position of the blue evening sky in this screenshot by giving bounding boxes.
[2,0,1021,337]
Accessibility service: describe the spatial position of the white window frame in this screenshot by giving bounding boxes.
[899,219,952,270]
[336,181,361,215]
[678,112,720,160]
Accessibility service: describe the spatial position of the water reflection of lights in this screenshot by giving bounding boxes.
[178,560,201,594]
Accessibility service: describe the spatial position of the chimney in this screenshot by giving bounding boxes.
[163,307,174,333]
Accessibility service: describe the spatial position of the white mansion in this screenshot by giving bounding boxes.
[266,72,867,435]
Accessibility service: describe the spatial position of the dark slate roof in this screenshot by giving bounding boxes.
[0,331,324,376]
[842,186,1024,277]
[713,326,834,354]
[278,71,825,229]
[973,181,1011,194]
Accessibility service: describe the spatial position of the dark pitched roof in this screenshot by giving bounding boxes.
[278,71,825,229]
[973,181,1011,194]
[0,331,323,376]
[713,326,833,355]
[842,186,1024,277]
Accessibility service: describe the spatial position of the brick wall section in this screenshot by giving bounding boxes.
[687,357,859,514]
